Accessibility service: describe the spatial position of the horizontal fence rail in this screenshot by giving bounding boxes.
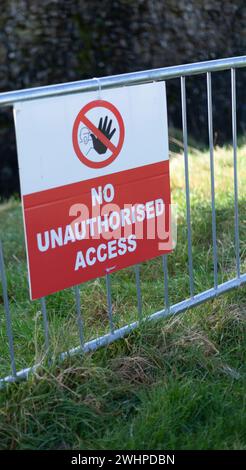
[0,55,245,106]
[0,55,246,387]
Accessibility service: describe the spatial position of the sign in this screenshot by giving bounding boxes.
[72,100,125,168]
[14,82,172,300]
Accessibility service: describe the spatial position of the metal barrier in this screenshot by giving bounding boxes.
[0,56,246,386]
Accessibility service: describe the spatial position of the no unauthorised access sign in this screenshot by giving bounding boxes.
[14,82,172,299]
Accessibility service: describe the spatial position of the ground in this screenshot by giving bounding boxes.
[0,135,245,449]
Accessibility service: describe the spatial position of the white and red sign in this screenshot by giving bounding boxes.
[14,82,172,299]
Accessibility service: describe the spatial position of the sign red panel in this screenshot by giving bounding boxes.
[23,161,171,299]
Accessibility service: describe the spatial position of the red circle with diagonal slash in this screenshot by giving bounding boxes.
[72,99,125,169]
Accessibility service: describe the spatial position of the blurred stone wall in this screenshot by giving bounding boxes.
[0,0,246,196]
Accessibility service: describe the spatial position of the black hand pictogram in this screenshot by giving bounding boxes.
[91,116,116,155]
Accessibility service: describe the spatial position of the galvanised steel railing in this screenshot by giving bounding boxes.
[0,55,246,387]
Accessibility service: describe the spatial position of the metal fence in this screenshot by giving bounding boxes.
[0,56,246,387]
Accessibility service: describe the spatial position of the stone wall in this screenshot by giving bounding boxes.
[0,0,246,195]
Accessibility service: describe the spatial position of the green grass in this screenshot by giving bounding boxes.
[0,136,246,449]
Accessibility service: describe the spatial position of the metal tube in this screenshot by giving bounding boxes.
[0,56,245,107]
[0,240,16,377]
[2,272,246,387]
[40,297,49,355]
[162,255,169,310]
[74,285,84,349]
[181,76,194,297]
[135,264,143,320]
[207,72,218,289]
[106,274,114,333]
[231,68,240,278]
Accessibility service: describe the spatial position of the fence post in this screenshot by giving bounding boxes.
[0,239,17,378]
[181,76,194,298]
[207,72,218,289]
[231,68,240,278]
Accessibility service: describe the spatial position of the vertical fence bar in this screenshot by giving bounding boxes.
[162,255,169,310]
[181,76,194,297]
[40,297,49,355]
[106,274,114,333]
[231,68,240,278]
[74,286,84,350]
[207,72,218,289]
[135,264,143,320]
[0,239,16,377]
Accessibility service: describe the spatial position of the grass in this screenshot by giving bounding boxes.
[0,134,246,449]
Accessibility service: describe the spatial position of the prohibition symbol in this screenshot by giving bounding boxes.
[72,100,125,169]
